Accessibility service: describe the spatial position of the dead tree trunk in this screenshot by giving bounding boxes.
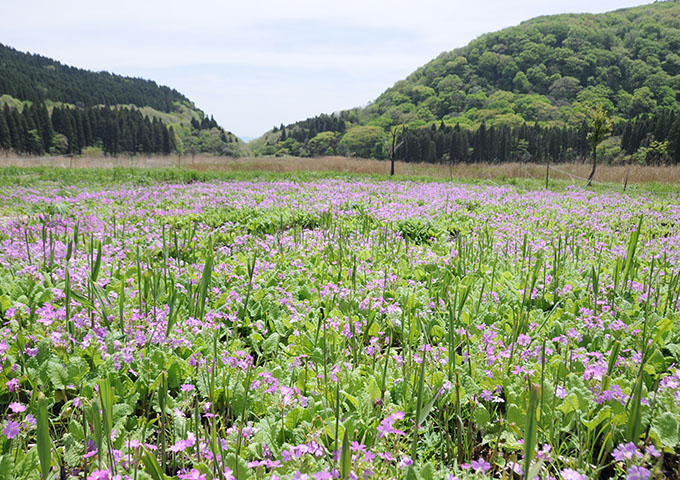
[587,148,597,187]
[387,126,403,177]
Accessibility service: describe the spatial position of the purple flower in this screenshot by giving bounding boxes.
[471,458,491,473]
[3,421,20,439]
[6,378,19,392]
[180,384,195,392]
[23,414,36,429]
[646,445,660,458]
[398,456,413,468]
[612,442,641,462]
[626,466,651,480]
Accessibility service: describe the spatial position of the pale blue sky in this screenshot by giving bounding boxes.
[3,0,652,139]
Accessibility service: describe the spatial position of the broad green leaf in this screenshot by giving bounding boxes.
[47,361,68,390]
[419,462,436,480]
[583,406,611,431]
[0,294,10,314]
[262,333,280,354]
[0,455,14,480]
[405,466,418,480]
[14,448,39,480]
[473,404,491,428]
[652,412,678,449]
[558,394,580,415]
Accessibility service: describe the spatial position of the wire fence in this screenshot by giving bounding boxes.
[541,164,679,197]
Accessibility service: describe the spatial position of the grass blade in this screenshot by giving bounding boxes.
[37,394,51,480]
[523,384,540,480]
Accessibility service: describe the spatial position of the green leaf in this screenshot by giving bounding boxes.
[419,462,436,480]
[625,374,644,443]
[340,427,351,479]
[262,333,280,355]
[405,466,418,480]
[37,396,52,480]
[0,455,15,480]
[652,412,678,449]
[583,406,611,432]
[142,448,167,480]
[507,403,524,426]
[63,433,83,468]
[14,448,39,480]
[342,391,359,410]
[66,356,90,384]
[417,391,440,428]
[523,385,540,480]
[367,376,381,401]
[0,294,11,314]
[473,404,491,428]
[47,361,68,390]
[558,394,580,415]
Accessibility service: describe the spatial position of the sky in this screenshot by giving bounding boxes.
[3,0,651,139]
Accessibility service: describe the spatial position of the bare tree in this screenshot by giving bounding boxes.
[385,125,404,176]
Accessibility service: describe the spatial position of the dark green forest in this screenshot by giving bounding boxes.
[252,0,680,165]
[0,101,243,156]
[0,44,248,156]
[0,43,186,112]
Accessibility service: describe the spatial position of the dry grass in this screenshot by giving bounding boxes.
[1,154,680,185]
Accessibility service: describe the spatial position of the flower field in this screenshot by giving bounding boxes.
[0,174,679,479]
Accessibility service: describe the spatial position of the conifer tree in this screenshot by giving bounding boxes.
[0,111,10,150]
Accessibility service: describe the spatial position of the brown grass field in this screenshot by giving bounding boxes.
[1,154,680,186]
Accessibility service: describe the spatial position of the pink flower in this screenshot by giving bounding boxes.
[376,411,406,438]
[178,469,206,480]
[180,384,195,392]
[9,402,26,413]
[169,432,196,452]
[561,469,586,480]
[87,469,111,480]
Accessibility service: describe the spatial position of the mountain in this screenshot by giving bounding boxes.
[251,0,680,165]
[0,43,249,157]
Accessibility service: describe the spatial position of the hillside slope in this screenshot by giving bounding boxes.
[0,44,248,156]
[253,1,680,164]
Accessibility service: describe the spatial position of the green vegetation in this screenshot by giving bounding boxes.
[0,171,679,479]
[0,44,248,157]
[253,1,680,166]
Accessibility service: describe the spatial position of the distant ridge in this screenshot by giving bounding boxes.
[0,43,249,157]
[251,1,680,165]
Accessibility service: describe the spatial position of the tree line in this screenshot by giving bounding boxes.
[398,109,680,165]
[0,102,183,155]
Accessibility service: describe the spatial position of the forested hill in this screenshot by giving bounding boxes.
[252,0,680,165]
[0,43,248,157]
[0,43,187,112]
